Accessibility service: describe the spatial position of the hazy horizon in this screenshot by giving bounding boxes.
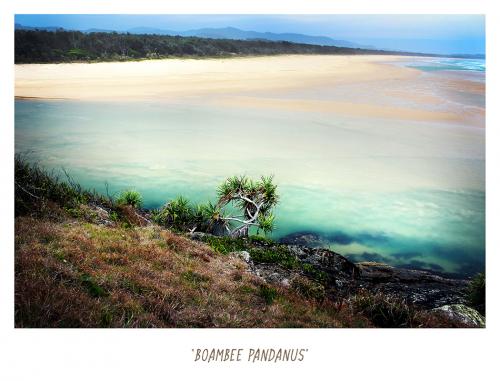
[14,14,485,55]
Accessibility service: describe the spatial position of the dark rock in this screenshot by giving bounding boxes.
[278,231,326,247]
[355,262,468,309]
[187,232,469,310]
[287,245,359,295]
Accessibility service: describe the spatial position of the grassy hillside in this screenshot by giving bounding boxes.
[14,156,475,327]
[17,217,354,327]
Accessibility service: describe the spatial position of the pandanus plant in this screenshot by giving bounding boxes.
[152,175,279,237]
[209,175,279,238]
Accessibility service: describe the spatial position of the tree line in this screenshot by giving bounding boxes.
[15,29,418,63]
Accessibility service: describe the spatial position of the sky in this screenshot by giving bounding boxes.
[14,14,485,55]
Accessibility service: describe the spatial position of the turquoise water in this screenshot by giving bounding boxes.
[405,57,485,73]
[15,99,485,277]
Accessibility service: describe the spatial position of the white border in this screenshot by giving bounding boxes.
[1,2,497,380]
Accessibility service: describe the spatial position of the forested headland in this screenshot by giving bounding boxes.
[15,29,426,63]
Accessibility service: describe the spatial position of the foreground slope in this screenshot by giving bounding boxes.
[14,158,483,327]
[16,215,356,328]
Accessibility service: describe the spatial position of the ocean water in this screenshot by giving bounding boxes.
[404,57,485,73]
[15,99,485,277]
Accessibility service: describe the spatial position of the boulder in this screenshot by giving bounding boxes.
[432,304,485,328]
[232,250,251,263]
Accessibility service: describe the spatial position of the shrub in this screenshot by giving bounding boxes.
[249,246,299,269]
[153,196,196,231]
[152,196,224,233]
[300,263,329,284]
[350,291,419,328]
[116,189,143,208]
[291,276,326,301]
[151,175,279,237]
[15,154,112,216]
[258,285,278,305]
[200,235,246,255]
[248,235,275,245]
[466,272,485,315]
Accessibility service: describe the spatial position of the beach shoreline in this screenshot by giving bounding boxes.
[14,55,409,97]
[15,55,484,127]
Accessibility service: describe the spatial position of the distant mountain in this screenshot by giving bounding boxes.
[84,28,118,33]
[178,27,374,49]
[15,23,63,32]
[126,27,179,35]
[15,23,372,49]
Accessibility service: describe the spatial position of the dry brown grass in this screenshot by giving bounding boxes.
[15,216,349,328]
[14,157,472,328]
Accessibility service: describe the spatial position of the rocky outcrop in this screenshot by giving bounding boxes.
[355,262,468,309]
[287,245,359,291]
[278,231,327,247]
[431,304,485,327]
[189,233,471,310]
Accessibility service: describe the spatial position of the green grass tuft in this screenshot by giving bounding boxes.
[292,277,326,301]
[200,235,246,255]
[248,235,275,245]
[182,270,210,286]
[258,285,278,305]
[116,189,143,208]
[80,274,108,298]
[249,246,299,269]
[350,291,418,328]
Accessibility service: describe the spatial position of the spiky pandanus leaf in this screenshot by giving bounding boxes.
[215,175,278,237]
[257,213,275,234]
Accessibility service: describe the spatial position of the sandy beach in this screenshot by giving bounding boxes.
[15,55,410,98]
[15,55,484,127]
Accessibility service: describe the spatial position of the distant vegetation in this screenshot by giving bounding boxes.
[15,29,423,64]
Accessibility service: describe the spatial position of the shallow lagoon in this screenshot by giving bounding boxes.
[15,99,485,276]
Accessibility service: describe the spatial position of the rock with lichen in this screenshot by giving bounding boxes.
[431,304,485,327]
